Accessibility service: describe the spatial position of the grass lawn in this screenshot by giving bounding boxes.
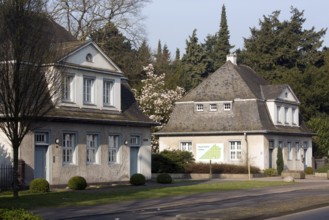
[0,180,293,210]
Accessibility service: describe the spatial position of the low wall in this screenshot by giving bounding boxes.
[152,173,264,180]
[281,171,305,179]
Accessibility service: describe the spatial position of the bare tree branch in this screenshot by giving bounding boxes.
[0,0,64,198]
[47,0,150,46]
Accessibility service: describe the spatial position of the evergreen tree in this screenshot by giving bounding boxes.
[90,22,137,80]
[276,147,284,175]
[240,7,326,120]
[203,4,234,71]
[214,4,234,69]
[181,29,210,91]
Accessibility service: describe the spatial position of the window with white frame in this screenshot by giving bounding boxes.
[224,103,231,111]
[180,142,192,152]
[295,142,300,160]
[288,142,292,160]
[109,135,120,163]
[277,106,281,123]
[83,77,95,104]
[209,104,217,111]
[229,141,242,160]
[292,108,297,125]
[284,107,289,124]
[63,133,76,164]
[196,104,203,112]
[279,141,283,148]
[62,75,74,102]
[86,53,93,62]
[86,134,99,164]
[103,80,114,106]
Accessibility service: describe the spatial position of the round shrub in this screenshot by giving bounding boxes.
[264,168,278,176]
[130,173,146,186]
[29,178,49,193]
[304,166,314,174]
[68,176,87,190]
[156,173,172,184]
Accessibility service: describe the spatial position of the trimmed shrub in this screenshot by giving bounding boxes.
[130,173,146,186]
[29,178,49,193]
[185,163,261,174]
[264,168,278,176]
[156,173,172,184]
[152,150,195,173]
[304,167,314,174]
[276,147,284,175]
[0,209,42,220]
[67,176,87,190]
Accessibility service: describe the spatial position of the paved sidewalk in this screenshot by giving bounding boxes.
[33,176,329,220]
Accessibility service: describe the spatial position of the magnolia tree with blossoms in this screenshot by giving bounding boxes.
[133,64,184,152]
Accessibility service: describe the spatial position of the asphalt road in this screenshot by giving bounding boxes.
[267,206,329,220]
[34,177,329,220]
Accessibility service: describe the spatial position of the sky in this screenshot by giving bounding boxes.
[142,0,328,56]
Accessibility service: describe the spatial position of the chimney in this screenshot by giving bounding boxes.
[226,53,237,65]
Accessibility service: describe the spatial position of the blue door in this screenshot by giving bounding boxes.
[130,147,140,176]
[34,145,48,178]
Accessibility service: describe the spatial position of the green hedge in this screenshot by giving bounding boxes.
[185,163,260,174]
[315,164,329,173]
[0,209,41,220]
[152,150,195,173]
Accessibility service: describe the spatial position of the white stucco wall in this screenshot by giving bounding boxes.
[159,133,313,171]
[19,122,152,185]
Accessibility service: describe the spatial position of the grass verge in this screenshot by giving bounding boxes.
[0,180,292,210]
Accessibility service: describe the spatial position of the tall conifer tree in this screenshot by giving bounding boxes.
[181,29,210,91]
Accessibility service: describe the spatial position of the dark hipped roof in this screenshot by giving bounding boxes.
[179,61,268,102]
[157,61,313,136]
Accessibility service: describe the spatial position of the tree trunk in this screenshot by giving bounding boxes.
[13,145,19,198]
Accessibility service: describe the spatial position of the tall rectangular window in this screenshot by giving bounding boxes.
[277,106,281,123]
[285,107,289,124]
[63,133,76,164]
[292,108,296,125]
[103,80,114,106]
[109,135,120,163]
[83,77,95,104]
[62,75,74,102]
[86,134,99,164]
[296,142,300,160]
[229,141,242,160]
[288,142,292,160]
[180,142,192,151]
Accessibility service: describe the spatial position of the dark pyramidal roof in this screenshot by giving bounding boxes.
[158,61,312,135]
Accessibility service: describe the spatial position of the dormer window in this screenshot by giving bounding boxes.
[210,104,217,111]
[86,53,93,62]
[224,103,231,111]
[196,104,203,112]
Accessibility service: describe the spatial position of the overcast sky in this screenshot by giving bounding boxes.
[142,0,328,56]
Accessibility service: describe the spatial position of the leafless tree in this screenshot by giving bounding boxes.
[47,0,150,47]
[0,0,63,198]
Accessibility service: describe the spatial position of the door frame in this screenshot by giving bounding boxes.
[34,132,50,181]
